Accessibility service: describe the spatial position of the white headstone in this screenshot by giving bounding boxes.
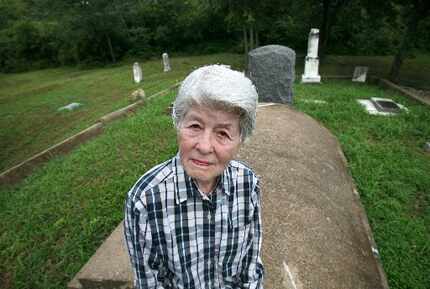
[352,66,368,82]
[133,62,143,83]
[301,28,321,83]
[162,53,171,72]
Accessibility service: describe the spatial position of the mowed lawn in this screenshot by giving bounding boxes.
[0,53,244,172]
[0,54,429,289]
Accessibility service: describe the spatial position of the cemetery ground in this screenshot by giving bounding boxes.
[1,53,430,173]
[0,53,243,172]
[0,53,429,289]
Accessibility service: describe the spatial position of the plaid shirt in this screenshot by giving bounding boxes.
[124,154,264,289]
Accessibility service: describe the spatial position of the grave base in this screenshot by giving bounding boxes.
[301,75,321,83]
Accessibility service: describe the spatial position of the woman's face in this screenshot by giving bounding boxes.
[178,105,241,193]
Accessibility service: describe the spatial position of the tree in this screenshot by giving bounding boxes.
[389,0,430,82]
[317,0,355,57]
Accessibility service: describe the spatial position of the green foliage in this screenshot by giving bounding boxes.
[0,0,429,80]
[0,20,59,72]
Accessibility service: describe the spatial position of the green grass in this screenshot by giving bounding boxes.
[0,90,179,289]
[294,81,430,289]
[0,53,243,172]
[0,55,429,289]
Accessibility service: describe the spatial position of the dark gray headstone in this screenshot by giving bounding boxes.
[247,45,296,104]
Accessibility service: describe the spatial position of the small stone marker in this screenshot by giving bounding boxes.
[133,62,143,83]
[58,102,82,112]
[129,88,146,102]
[301,28,321,83]
[162,53,171,72]
[352,66,368,82]
[248,45,296,104]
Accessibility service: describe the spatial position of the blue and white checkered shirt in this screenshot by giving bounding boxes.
[124,154,264,289]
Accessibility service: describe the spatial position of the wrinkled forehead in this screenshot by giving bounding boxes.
[181,104,240,131]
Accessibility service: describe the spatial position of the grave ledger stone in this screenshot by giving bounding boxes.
[248,45,296,104]
[162,53,171,72]
[133,62,143,83]
[301,28,321,83]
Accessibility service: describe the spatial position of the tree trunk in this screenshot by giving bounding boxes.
[389,1,429,83]
[319,0,330,57]
[256,28,259,48]
[249,25,254,50]
[243,25,248,59]
[106,34,116,63]
[389,13,419,83]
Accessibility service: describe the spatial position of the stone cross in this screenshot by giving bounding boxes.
[162,53,171,72]
[301,28,321,83]
[352,66,368,82]
[248,45,296,104]
[133,62,143,83]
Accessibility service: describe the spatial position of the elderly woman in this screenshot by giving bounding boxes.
[124,65,264,289]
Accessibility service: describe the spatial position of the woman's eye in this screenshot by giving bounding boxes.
[218,131,230,139]
[189,124,201,129]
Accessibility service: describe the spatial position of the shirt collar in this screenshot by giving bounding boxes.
[172,153,232,204]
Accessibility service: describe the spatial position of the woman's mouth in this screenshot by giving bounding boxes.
[192,159,210,166]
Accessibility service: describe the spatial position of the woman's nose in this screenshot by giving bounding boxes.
[195,131,214,154]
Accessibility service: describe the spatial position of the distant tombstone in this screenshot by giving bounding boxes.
[162,53,171,72]
[58,102,82,112]
[352,66,368,82]
[301,28,321,83]
[133,62,142,83]
[248,45,296,104]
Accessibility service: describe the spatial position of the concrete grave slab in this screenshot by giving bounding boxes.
[68,222,133,289]
[357,97,407,115]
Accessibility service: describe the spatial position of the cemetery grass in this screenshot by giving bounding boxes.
[295,81,430,289]
[0,53,243,172]
[0,90,179,289]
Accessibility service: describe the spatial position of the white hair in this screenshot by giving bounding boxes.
[172,64,258,141]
